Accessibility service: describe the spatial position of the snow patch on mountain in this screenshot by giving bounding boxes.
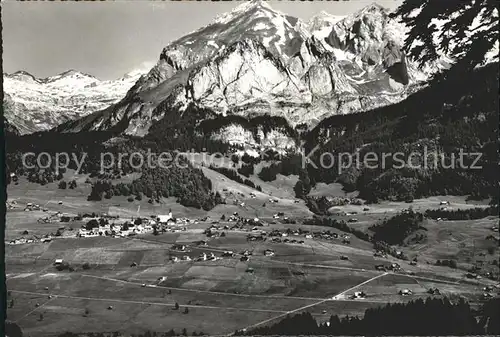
[308,10,345,39]
[3,68,148,134]
[58,1,450,150]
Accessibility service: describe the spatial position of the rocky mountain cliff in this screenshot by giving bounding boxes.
[52,2,450,150]
[3,69,147,134]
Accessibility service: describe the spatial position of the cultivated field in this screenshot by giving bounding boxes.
[5,169,499,336]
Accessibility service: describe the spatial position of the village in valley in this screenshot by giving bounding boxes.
[3,0,500,335]
[5,166,500,336]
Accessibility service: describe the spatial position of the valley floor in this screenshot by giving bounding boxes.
[5,176,499,336]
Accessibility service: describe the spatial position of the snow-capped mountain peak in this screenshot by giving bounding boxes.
[212,0,273,25]
[131,0,312,94]
[43,69,98,83]
[7,70,40,84]
[11,1,452,147]
[3,68,148,134]
[308,10,345,39]
[57,1,436,141]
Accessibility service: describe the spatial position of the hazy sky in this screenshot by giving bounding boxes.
[2,0,402,80]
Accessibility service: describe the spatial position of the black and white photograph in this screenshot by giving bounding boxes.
[2,0,499,336]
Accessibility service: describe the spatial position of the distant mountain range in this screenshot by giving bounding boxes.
[3,68,148,134]
[6,1,452,141]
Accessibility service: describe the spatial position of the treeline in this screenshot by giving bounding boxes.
[6,131,160,182]
[302,208,424,249]
[373,240,409,260]
[258,154,304,182]
[5,131,114,183]
[58,180,78,189]
[209,165,262,191]
[370,209,425,245]
[424,206,498,220]
[300,63,499,203]
[89,162,223,210]
[306,206,496,250]
[238,297,500,336]
[237,163,254,177]
[6,127,224,210]
[144,102,232,154]
[303,196,339,215]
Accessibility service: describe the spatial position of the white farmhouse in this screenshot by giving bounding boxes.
[157,210,175,224]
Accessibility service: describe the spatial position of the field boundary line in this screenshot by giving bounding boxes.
[407,274,461,285]
[9,290,289,314]
[14,295,57,323]
[263,258,380,274]
[231,272,389,335]
[79,273,324,301]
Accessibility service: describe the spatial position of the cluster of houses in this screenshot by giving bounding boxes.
[481,285,497,299]
[375,263,402,272]
[77,221,155,238]
[264,249,275,256]
[169,247,258,263]
[270,228,351,244]
[24,202,47,212]
[270,237,305,244]
[8,237,37,245]
[437,200,451,213]
[76,211,193,238]
[203,216,268,238]
[271,228,351,244]
[270,212,296,224]
[201,219,358,254]
[204,222,355,246]
[347,286,446,300]
[170,252,219,263]
[6,200,18,210]
[374,249,405,260]
[350,291,367,299]
[399,289,413,296]
[12,204,201,243]
[8,233,53,245]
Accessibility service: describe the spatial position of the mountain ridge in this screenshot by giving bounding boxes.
[56,0,437,150]
[3,67,149,134]
[7,1,448,141]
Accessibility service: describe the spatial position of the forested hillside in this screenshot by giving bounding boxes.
[298,63,499,202]
[238,297,500,336]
